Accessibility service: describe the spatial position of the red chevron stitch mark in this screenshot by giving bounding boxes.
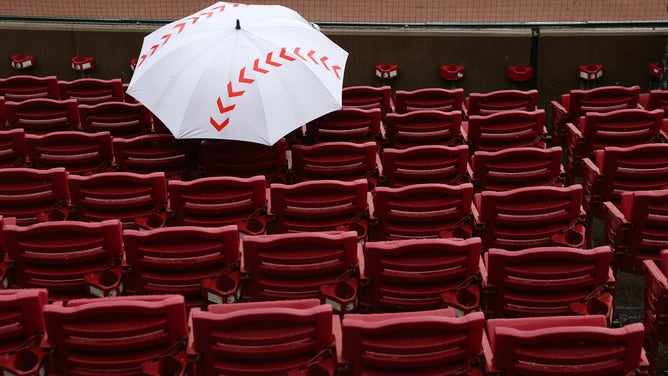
[238,67,255,84]
[173,22,186,33]
[307,50,319,65]
[279,47,295,61]
[199,11,214,18]
[253,58,269,74]
[149,44,159,56]
[227,82,244,97]
[160,34,171,45]
[186,16,200,24]
[320,56,330,71]
[332,65,342,79]
[136,54,147,68]
[265,52,281,67]
[216,97,235,114]
[210,116,230,132]
[293,47,307,61]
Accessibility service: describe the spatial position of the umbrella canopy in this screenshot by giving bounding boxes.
[127,2,348,145]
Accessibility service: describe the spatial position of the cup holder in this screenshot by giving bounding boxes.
[334,281,355,300]
[157,356,184,376]
[585,298,609,316]
[456,287,479,309]
[12,349,40,373]
[245,218,265,235]
[98,269,120,288]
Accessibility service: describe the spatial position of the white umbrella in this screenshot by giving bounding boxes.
[127,2,348,145]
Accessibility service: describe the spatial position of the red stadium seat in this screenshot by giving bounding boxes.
[0,75,59,101]
[3,220,123,300]
[380,144,470,187]
[268,179,369,238]
[370,183,474,241]
[642,249,668,376]
[337,309,485,376]
[167,175,268,235]
[342,85,394,115]
[188,299,339,376]
[393,87,464,114]
[122,225,240,309]
[200,138,288,184]
[112,133,200,180]
[483,315,649,375]
[57,78,125,105]
[565,108,664,184]
[581,143,668,219]
[67,171,168,230]
[470,146,564,191]
[639,89,668,116]
[604,189,668,273]
[290,141,380,187]
[42,294,188,376]
[4,98,79,133]
[0,289,48,376]
[78,101,153,138]
[482,246,614,321]
[383,110,463,149]
[360,237,482,313]
[474,185,588,251]
[25,131,113,175]
[462,109,547,153]
[550,85,640,145]
[464,89,538,117]
[0,167,69,225]
[0,128,28,167]
[202,231,359,313]
[305,107,383,144]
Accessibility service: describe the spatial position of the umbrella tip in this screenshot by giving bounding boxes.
[236,19,240,30]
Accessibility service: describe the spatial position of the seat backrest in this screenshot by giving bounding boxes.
[0,128,27,168]
[112,133,200,180]
[587,143,668,210]
[575,108,664,155]
[371,183,474,241]
[200,138,288,184]
[0,167,69,225]
[642,89,668,115]
[43,294,187,376]
[78,101,152,138]
[484,246,613,318]
[3,220,123,300]
[306,107,382,144]
[341,310,484,376]
[57,78,125,105]
[361,237,481,312]
[564,85,640,115]
[394,87,464,114]
[190,299,335,376]
[268,179,369,236]
[291,141,378,184]
[0,75,59,101]
[615,189,668,265]
[486,315,645,376]
[465,89,538,116]
[240,231,359,301]
[122,225,240,307]
[167,175,267,235]
[342,85,393,114]
[474,184,586,250]
[383,109,463,149]
[380,144,470,187]
[471,147,564,191]
[465,109,546,152]
[4,98,79,133]
[25,131,113,175]
[0,288,48,354]
[67,171,168,229]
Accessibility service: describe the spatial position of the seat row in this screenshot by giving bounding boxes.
[0,290,652,376]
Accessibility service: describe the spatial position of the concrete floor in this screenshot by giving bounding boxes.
[591,217,668,374]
